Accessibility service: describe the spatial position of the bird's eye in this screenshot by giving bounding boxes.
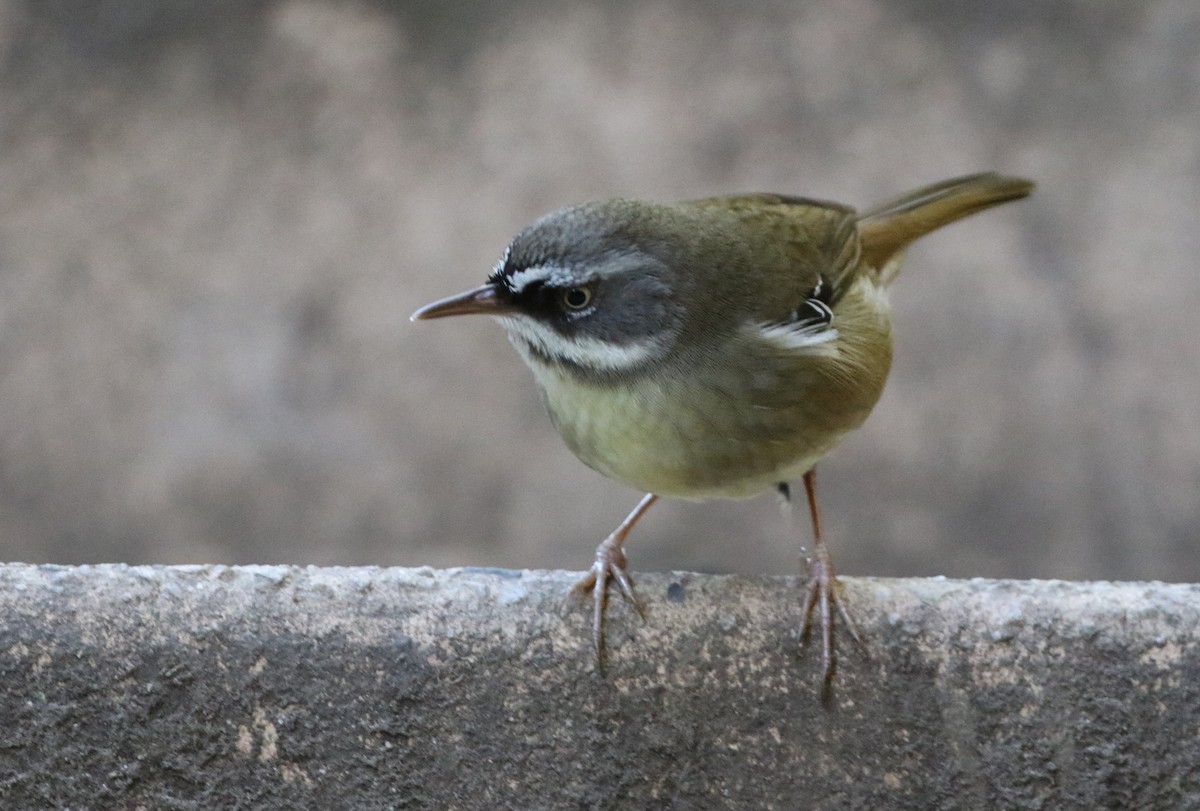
[562,286,593,310]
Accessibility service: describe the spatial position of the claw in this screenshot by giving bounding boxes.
[573,535,645,667]
[800,542,862,698]
[571,493,658,669]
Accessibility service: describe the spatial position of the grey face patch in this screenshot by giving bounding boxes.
[486,203,685,367]
[574,262,675,344]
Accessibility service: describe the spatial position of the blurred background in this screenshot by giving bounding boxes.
[1,0,1197,582]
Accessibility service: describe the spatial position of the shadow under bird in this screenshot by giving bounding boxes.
[412,172,1034,692]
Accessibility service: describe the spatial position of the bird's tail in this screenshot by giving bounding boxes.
[857,173,1034,274]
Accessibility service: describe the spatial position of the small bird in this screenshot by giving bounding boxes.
[412,173,1034,690]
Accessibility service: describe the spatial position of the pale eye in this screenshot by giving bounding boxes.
[562,286,592,310]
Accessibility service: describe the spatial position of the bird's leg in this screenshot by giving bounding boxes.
[572,492,659,668]
[791,469,862,696]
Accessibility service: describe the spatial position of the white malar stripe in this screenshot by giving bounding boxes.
[558,335,660,370]
[755,321,839,352]
[498,315,660,371]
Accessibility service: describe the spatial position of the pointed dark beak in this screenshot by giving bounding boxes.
[410,283,512,321]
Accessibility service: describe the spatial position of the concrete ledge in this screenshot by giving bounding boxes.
[1,564,1198,808]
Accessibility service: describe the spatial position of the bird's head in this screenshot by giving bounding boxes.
[412,201,690,380]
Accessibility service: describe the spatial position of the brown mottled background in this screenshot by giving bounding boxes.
[1,0,1197,582]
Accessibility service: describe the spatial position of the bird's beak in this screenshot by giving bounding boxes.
[410,283,512,321]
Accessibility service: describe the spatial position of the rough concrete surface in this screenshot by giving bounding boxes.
[2,564,1198,809]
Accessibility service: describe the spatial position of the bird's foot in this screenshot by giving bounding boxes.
[572,533,645,670]
[800,542,863,701]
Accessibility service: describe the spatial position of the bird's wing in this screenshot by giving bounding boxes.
[687,193,862,312]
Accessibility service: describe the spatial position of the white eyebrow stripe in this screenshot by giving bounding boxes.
[491,244,512,276]
[504,264,576,294]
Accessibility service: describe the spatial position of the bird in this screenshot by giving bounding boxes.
[412,172,1034,691]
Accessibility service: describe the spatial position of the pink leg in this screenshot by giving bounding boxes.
[796,469,861,697]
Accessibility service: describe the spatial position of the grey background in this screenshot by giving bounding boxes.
[1,0,1197,581]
